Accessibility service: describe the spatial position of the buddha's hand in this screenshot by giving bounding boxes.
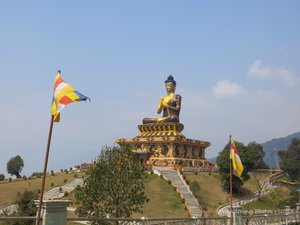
[159,98,168,107]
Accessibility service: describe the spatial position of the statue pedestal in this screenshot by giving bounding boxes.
[116,123,212,169]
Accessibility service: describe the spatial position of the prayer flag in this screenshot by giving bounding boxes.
[229,136,244,178]
[51,71,90,122]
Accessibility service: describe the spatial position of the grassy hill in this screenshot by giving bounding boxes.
[0,172,85,207]
[0,170,270,218]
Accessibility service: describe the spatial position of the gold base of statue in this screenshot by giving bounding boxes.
[116,123,213,169]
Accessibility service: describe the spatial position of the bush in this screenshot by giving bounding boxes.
[0,174,5,181]
[194,172,198,175]
[70,167,73,171]
[9,177,12,182]
[64,191,69,197]
[64,178,67,183]
[51,170,55,176]
[51,183,54,187]
[61,169,63,172]
[31,172,43,178]
[168,180,171,184]
[73,174,78,178]
[183,175,186,180]
[23,175,27,180]
[185,179,189,185]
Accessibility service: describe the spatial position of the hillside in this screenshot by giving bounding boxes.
[0,171,265,217]
[262,132,300,169]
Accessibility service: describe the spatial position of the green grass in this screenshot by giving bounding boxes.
[243,198,279,211]
[130,174,188,218]
[186,172,269,216]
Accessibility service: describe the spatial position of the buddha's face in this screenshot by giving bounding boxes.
[165,82,175,93]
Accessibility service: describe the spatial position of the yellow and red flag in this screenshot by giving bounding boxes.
[229,136,244,178]
[51,71,90,122]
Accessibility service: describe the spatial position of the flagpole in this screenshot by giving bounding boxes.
[229,135,233,225]
[35,115,55,225]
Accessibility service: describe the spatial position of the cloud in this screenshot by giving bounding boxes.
[247,60,298,87]
[212,80,243,98]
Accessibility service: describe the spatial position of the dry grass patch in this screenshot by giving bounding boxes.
[187,173,229,215]
[0,172,85,207]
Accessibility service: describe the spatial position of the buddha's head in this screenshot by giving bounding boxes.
[165,75,176,94]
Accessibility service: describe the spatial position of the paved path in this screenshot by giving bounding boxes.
[217,171,285,216]
[43,178,83,200]
[154,167,202,218]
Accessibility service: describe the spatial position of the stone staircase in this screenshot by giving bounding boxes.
[154,167,202,217]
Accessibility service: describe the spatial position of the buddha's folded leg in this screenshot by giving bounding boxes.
[142,117,159,124]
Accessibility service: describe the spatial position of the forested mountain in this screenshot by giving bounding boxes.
[262,132,300,169]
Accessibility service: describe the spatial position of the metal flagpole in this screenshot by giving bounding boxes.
[229,135,233,225]
[35,115,55,225]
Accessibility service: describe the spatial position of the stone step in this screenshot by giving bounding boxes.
[156,168,202,217]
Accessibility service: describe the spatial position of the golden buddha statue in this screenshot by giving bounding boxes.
[143,75,182,124]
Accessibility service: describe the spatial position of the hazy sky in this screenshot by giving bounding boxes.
[1,1,299,177]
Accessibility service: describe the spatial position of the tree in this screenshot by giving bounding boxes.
[2,190,37,225]
[0,174,5,181]
[217,141,247,193]
[278,138,300,181]
[7,155,24,179]
[75,145,148,224]
[216,141,268,193]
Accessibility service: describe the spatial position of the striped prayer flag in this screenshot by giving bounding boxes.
[51,71,90,122]
[229,136,244,178]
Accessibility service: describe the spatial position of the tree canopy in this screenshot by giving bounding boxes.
[278,138,300,181]
[75,144,148,224]
[217,140,268,192]
[6,155,24,178]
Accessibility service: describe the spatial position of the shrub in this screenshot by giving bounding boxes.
[61,169,63,172]
[23,176,27,180]
[31,172,43,178]
[64,178,67,183]
[168,180,171,184]
[185,179,189,185]
[70,167,73,171]
[0,174,5,181]
[64,191,69,197]
[51,183,54,187]
[194,172,198,175]
[183,175,186,180]
[9,178,12,182]
[73,174,78,178]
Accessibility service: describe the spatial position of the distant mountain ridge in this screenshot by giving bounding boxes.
[208,132,300,169]
[262,132,300,169]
